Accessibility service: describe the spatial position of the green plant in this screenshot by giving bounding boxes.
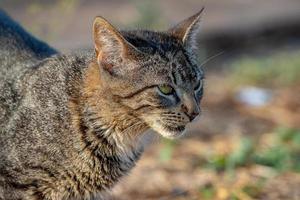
[227,137,254,170]
[206,137,254,172]
[199,183,216,199]
[207,153,228,172]
[242,184,262,198]
[253,145,292,171]
[159,138,177,162]
[228,50,300,87]
[205,128,300,173]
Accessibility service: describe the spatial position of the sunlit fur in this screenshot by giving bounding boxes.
[0,9,204,199]
[109,31,205,138]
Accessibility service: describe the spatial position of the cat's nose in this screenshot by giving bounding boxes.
[189,109,200,121]
[181,95,200,121]
[181,104,200,121]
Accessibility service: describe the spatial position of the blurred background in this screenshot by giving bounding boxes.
[1,0,300,199]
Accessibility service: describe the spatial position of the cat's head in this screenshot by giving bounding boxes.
[92,9,204,139]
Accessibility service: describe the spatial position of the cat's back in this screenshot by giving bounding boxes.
[0,10,57,128]
[0,10,57,71]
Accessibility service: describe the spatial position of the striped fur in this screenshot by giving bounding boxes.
[0,10,204,199]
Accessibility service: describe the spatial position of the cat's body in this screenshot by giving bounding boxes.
[0,12,147,199]
[0,9,204,200]
[0,52,143,199]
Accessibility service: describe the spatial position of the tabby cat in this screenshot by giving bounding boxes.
[0,8,204,200]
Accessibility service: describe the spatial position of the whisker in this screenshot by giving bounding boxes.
[161,113,181,116]
[161,117,183,120]
[200,51,225,67]
[161,118,185,123]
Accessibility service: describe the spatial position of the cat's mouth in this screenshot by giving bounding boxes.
[163,124,185,133]
[141,113,190,139]
[150,121,187,139]
[162,124,186,138]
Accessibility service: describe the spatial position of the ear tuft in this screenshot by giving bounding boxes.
[168,8,204,51]
[93,16,122,53]
[92,16,141,73]
[93,17,124,70]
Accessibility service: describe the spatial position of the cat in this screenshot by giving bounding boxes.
[0,8,204,200]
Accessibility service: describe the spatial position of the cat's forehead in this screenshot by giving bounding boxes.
[123,30,203,86]
[166,50,202,86]
[123,30,183,55]
[135,50,201,87]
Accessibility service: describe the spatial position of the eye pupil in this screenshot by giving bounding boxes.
[158,85,174,95]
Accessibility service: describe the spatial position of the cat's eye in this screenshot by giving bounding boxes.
[158,85,174,95]
[194,79,203,91]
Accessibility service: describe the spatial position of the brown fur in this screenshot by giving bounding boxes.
[0,9,205,199]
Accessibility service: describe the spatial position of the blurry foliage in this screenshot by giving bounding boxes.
[241,184,262,198]
[257,127,300,172]
[229,50,300,88]
[199,183,216,199]
[226,137,254,170]
[253,146,291,171]
[159,138,177,162]
[197,128,300,199]
[129,0,166,29]
[206,137,254,172]
[24,0,80,41]
[154,127,299,199]
[205,127,300,173]
[198,182,265,200]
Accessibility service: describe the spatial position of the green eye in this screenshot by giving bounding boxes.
[158,85,174,95]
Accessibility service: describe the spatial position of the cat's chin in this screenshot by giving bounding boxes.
[151,123,186,139]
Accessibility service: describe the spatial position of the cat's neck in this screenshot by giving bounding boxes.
[67,59,150,191]
[79,60,149,156]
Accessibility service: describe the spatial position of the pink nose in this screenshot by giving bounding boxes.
[181,104,200,121]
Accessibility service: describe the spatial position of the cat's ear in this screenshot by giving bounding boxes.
[168,8,204,50]
[93,16,142,73]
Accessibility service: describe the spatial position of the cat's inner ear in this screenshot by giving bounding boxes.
[168,8,204,49]
[93,17,141,72]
